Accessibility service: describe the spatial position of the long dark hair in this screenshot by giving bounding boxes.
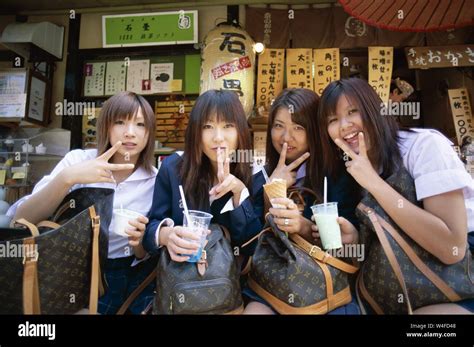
[97,91,155,173]
[179,89,253,210]
[266,88,323,195]
[318,78,402,179]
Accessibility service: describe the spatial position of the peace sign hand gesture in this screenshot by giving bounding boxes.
[209,149,245,201]
[61,141,135,186]
[334,132,380,191]
[270,142,310,188]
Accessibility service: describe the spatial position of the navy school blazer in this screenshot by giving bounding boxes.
[143,153,264,256]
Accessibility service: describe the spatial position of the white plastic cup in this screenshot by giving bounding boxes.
[182,210,213,262]
[310,202,342,250]
[113,209,143,237]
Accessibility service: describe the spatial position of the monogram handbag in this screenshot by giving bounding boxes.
[356,168,474,314]
[0,188,113,314]
[248,214,359,314]
[153,224,243,314]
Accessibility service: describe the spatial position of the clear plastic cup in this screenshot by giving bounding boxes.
[310,202,342,250]
[113,209,143,237]
[183,210,213,262]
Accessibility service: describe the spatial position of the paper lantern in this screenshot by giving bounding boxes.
[200,24,255,118]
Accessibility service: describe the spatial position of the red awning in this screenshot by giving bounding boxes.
[338,0,474,32]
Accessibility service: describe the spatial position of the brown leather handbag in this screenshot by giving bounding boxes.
[0,188,113,314]
[248,214,359,314]
[153,224,243,314]
[356,168,474,314]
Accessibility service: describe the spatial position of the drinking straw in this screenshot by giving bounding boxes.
[261,167,270,183]
[324,176,327,214]
[179,185,191,225]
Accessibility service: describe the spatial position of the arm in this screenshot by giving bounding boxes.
[335,133,468,265]
[14,142,133,224]
[142,156,201,261]
[368,178,466,264]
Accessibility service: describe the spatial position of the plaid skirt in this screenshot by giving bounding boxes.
[98,255,157,315]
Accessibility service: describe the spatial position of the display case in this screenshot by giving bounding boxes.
[0,128,70,188]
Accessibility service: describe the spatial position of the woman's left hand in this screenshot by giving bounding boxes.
[334,132,382,191]
[269,198,313,238]
[209,151,245,200]
[125,215,149,247]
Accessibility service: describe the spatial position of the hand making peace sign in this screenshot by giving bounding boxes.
[270,142,310,188]
[62,141,135,186]
[334,132,380,191]
[209,148,245,200]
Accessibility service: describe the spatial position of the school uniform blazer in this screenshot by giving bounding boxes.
[143,153,263,256]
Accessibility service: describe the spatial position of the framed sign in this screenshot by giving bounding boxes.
[102,10,198,48]
[25,71,50,126]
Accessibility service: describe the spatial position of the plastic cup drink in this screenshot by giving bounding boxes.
[113,209,143,237]
[183,210,213,263]
[310,202,342,250]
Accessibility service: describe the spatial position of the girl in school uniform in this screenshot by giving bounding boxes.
[243,88,361,314]
[8,91,158,314]
[317,78,474,314]
[142,89,262,262]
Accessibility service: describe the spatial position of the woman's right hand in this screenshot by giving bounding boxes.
[311,215,359,245]
[160,226,202,262]
[269,142,309,188]
[60,141,134,186]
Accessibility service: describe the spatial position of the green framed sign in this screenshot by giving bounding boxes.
[102,10,198,48]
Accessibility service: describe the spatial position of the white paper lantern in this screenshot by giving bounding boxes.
[200,24,255,118]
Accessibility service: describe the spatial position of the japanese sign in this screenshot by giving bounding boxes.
[448,88,474,146]
[105,61,127,95]
[406,45,474,69]
[256,48,284,109]
[103,11,198,48]
[368,47,393,104]
[313,48,340,96]
[84,62,105,96]
[253,131,267,168]
[200,25,255,118]
[126,60,150,94]
[286,49,313,90]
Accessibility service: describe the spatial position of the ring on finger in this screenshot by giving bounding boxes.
[284,218,290,226]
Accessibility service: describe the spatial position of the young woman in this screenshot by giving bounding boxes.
[243,88,361,314]
[142,89,262,262]
[8,91,158,314]
[317,78,474,314]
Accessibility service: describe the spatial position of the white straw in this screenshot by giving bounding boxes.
[179,185,191,224]
[261,167,270,184]
[324,176,327,205]
[120,204,123,212]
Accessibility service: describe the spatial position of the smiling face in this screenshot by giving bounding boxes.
[271,107,309,163]
[108,107,148,163]
[326,94,370,155]
[201,114,238,166]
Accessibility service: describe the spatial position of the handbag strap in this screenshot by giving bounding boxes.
[289,233,359,273]
[117,270,157,315]
[14,219,40,237]
[360,203,462,302]
[37,221,61,229]
[22,237,41,314]
[358,203,413,314]
[88,206,100,314]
